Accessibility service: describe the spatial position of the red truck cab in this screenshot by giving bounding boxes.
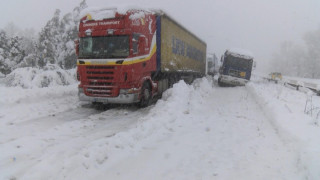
[77,8,158,107]
[76,8,206,107]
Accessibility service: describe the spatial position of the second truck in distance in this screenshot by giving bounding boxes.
[218,49,254,86]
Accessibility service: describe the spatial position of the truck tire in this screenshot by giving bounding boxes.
[139,82,151,107]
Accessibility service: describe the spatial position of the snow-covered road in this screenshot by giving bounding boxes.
[100,82,304,180]
[0,84,152,179]
[1,76,319,179]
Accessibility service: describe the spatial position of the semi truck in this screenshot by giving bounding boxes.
[218,49,254,86]
[207,53,218,76]
[76,8,206,107]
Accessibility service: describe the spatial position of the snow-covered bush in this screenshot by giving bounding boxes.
[4,64,77,88]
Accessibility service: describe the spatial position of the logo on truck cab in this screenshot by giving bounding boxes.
[83,21,120,27]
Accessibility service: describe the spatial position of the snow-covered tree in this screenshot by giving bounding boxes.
[271,28,320,78]
[57,0,87,69]
[0,31,19,75]
[304,28,320,78]
[73,0,88,20]
[3,22,21,38]
[8,36,25,65]
[56,12,78,69]
[35,0,87,69]
[37,9,61,67]
[0,33,10,75]
[1,0,88,74]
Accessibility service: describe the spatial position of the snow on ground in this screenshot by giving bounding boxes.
[4,64,76,88]
[1,73,320,180]
[283,76,320,85]
[249,76,320,179]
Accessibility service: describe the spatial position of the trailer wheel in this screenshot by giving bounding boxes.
[139,82,151,107]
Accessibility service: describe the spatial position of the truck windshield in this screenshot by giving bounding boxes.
[224,56,253,70]
[79,35,129,59]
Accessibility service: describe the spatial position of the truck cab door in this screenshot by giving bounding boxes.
[138,36,147,55]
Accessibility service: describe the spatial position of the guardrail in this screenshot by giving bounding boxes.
[256,74,320,96]
[283,78,320,95]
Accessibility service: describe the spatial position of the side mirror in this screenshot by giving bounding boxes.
[74,39,79,56]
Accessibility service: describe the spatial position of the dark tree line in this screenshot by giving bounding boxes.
[0,0,87,75]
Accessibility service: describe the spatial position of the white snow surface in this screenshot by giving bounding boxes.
[80,7,117,21]
[1,72,320,180]
[4,64,76,88]
[129,11,146,20]
[79,5,157,21]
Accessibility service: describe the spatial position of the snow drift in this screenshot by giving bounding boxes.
[1,73,320,179]
[4,64,77,88]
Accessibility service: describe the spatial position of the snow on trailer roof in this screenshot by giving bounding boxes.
[79,6,206,45]
[226,48,254,60]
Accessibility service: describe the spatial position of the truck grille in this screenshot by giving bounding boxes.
[86,87,113,96]
[84,65,117,97]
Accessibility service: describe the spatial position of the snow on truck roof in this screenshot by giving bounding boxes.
[79,6,162,22]
[226,48,254,60]
[79,6,206,45]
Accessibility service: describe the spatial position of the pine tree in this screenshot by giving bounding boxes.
[0,31,11,75]
[304,28,320,78]
[59,0,87,69]
[57,12,77,69]
[1,0,88,72]
[37,9,61,67]
[8,36,25,66]
[34,0,88,69]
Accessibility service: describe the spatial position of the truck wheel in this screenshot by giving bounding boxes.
[139,82,151,107]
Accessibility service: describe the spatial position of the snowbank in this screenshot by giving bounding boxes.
[2,74,320,179]
[4,64,77,88]
[247,81,320,179]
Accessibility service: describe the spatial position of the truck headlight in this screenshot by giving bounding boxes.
[120,88,139,94]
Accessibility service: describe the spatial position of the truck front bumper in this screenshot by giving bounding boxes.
[78,88,140,104]
[219,75,249,86]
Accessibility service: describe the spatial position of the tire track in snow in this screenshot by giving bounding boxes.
[0,106,99,144]
[82,80,307,180]
[0,105,151,180]
[246,82,309,179]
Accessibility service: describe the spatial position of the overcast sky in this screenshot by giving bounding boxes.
[1,0,320,69]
